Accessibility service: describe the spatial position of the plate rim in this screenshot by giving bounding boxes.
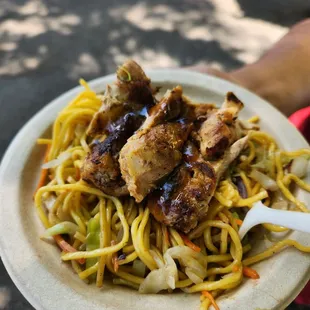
[0,68,309,310]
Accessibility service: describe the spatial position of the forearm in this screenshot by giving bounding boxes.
[230,19,310,116]
[190,19,310,116]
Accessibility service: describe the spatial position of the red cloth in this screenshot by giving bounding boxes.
[289,106,310,305]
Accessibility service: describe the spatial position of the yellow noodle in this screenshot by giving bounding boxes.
[251,182,261,195]
[122,244,135,254]
[154,221,162,250]
[169,228,184,246]
[136,208,157,270]
[74,231,86,243]
[283,174,310,192]
[240,171,253,196]
[235,190,268,207]
[243,239,310,266]
[204,227,219,253]
[263,223,288,232]
[185,269,242,293]
[214,192,232,207]
[105,254,144,285]
[220,229,228,254]
[70,209,87,235]
[37,138,52,145]
[96,199,108,287]
[118,252,138,265]
[78,263,99,280]
[281,149,310,158]
[247,115,259,123]
[241,140,256,165]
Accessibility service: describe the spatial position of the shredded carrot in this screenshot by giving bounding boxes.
[34,144,51,197]
[75,167,81,181]
[111,241,119,272]
[235,219,243,226]
[53,235,85,264]
[243,266,260,279]
[202,290,220,310]
[232,265,240,272]
[180,234,201,252]
[112,254,119,272]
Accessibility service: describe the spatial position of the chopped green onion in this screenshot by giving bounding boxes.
[232,212,240,219]
[42,222,79,238]
[117,66,132,82]
[86,216,100,281]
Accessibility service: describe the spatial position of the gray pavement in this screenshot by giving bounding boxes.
[0,0,310,309]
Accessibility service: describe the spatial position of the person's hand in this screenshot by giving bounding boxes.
[189,19,310,116]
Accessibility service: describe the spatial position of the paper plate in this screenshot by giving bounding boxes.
[0,69,309,310]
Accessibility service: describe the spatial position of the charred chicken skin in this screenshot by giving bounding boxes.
[82,60,249,233]
[87,60,156,137]
[81,113,145,196]
[197,92,244,160]
[148,142,216,233]
[119,86,193,203]
[148,136,248,233]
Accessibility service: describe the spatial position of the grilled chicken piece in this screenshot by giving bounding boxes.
[140,86,184,131]
[119,86,195,202]
[212,135,248,176]
[140,86,214,131]
[197,92,244,160]
[119,121,192,202]
[87,60,155,137]
[81,113,145,196]
[148,136,248,233]
[148,142,216,233]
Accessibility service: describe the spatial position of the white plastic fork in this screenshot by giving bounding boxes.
[238,201,310,240]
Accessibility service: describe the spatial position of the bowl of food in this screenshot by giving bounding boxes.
[0,60,309,310]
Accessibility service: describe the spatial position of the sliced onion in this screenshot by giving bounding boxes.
[138,268,170,294]
[74,124,85,138]
[166,245,208,267]
[139,245,208,294]
[250,169,278,191]
[271,201,288,210]
[41,221,79,238]
[44,195,56,211]
[132,259,146,278]
[42,152,71,169]
[149,250,165,268]
[138,255,177,293]
[185,267,203,284]
[290,157,308,178]
[163,253,178,289]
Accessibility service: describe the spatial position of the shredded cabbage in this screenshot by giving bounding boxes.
[290,157,308,178]
[42,152,71,169]
[139,246,208,293]
[250,169,278,191]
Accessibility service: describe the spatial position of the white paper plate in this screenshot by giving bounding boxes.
[0,69,309,310]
